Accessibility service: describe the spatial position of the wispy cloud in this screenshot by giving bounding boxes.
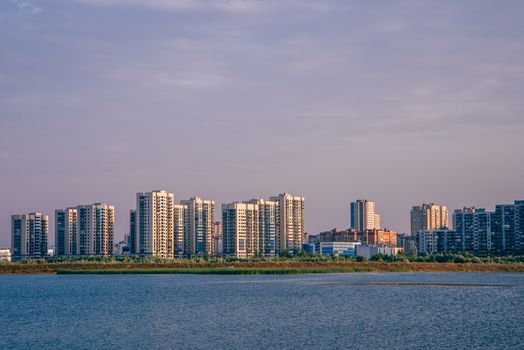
[11,0,43,16]
[75,0,267,13]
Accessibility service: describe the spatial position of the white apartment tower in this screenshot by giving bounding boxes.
[76,203,114,257]
[135,190,175,258]
[56,204,114,257]
[222,202,259,258]
[173,203,188,259]
[270,193,305,253]
[180,197,215,258]
[247,198,279,257]
[410,203,449,235]
[11,212,48,260]
[350,200,381,231]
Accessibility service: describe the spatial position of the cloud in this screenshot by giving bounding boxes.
[11,0,43,16]
[75,0,267,13]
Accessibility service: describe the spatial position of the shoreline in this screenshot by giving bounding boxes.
[2,261,524,275]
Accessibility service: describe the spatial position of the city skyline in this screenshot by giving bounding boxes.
[1,0,524,246]
[6,191,524,248]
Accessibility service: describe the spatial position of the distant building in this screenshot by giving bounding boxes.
[356,245,403,259]
[410,203,449,235]
[214,221,223,257]
[55,208,78,256]
[358,229,397,247]
[222,202,259,258]
[135,190,175,258]
[129,210,136,254]
[417,229,462,255]
[247,198,279,257]
[350,200,380,231]
[312,228,359,243]
[181,197,215,258]
[55,203,114,257]
[492,200,524,256]
[397,234,418,256]
[452,207,492,256]
[173,203,188,259]
[0,248,12,262]
[270,193,305,254]
[11,212,48,260]
[315,241,361,257]
[113,241,130,256]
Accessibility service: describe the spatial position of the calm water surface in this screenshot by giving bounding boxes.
[1,273,523,349]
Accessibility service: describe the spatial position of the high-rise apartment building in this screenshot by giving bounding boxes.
[180,197,215,258]
[77,203,114,256]
[452,207,492,256]
[350,200,380,232]
[410,203,449,235]
[55,208,78,256]
[270,193,305,253]
[11,212,48,260]
[135,190,174,258]
[492,200,524,256]
[173,203,188,259]
[214,221,223,257]
[55,203,114,257]
[222,202,259,258]
[129,210,136,254]
[247,198,279,257]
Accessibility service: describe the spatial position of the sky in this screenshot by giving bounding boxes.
[1,0,523,247]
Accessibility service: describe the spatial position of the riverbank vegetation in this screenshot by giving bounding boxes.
[1,254,524,275]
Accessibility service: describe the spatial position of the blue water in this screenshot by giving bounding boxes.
[1,273,523,349]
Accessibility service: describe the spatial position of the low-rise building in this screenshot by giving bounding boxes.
[0,248,12,262]
[358,229,397,246]
[356,245,403,259]
[315,241,361,257]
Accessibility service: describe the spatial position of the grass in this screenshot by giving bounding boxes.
[2,260,524,275]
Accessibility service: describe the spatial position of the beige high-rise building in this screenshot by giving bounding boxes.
[410,203,449,235]
[180,197,215,258]
[270,193,305,254]
[11,212,48,260]
[222,202,259,258]
[173,203,188,259]
[135,190,174,258]
[76,203,114,256]
[350,200,380,232]
[247,198,279,257]
[56,203,114,257]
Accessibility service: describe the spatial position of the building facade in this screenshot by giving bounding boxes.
[11,212,48,260]
[410,203,449,235]
[315,241,361,257]
[270,193,305,254]
[358,229,397,247]
[173,203,188,259]
[214,221,223,257]
[56,204,113,257]
[76,203,114,257]
[135,190,175,258]
[350,200,381,231]
[452,207,492,256]
[247,198,279,257]
[222,202,259,258]
[180,197,215,258]
[492,200,524,256]
[55,208,78,256]
[129,210,136,255]
[356,245,403,259]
